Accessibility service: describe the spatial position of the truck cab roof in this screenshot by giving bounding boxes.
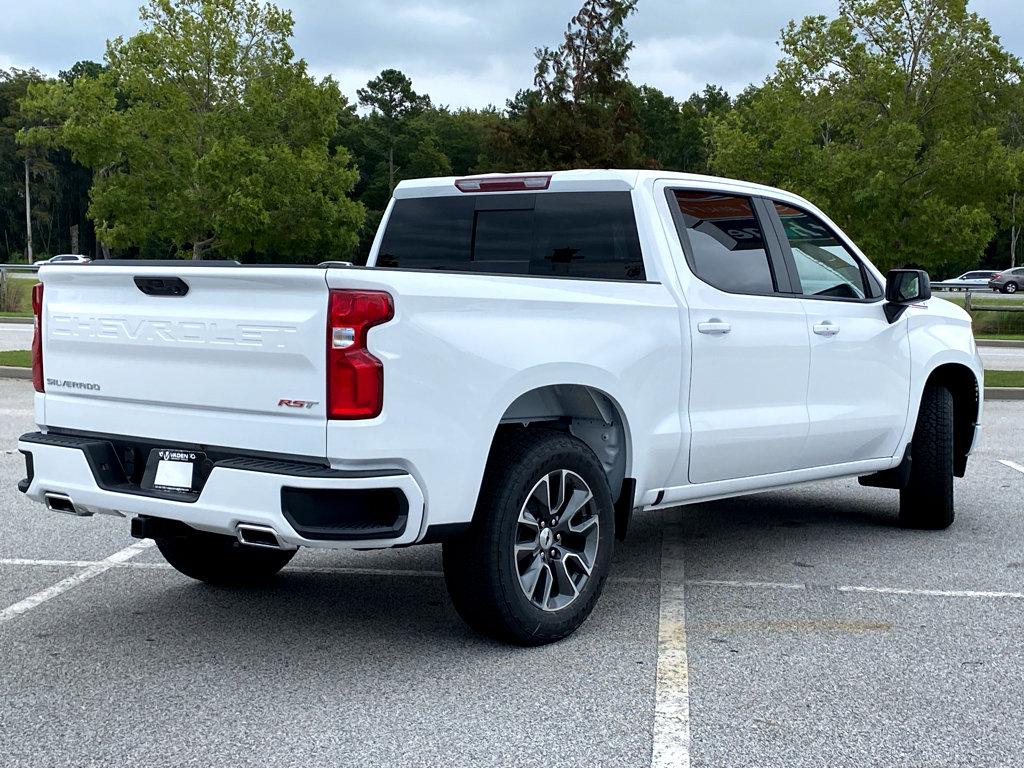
[393,169,811,208]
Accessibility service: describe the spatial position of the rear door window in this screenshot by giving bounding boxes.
[376,192,645,281]
[666,190,778,295]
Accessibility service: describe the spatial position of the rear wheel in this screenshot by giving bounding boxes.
[443,428,614,645]
[899,385,955,530]
[156,529,296,585]
[1002,282,1018,294]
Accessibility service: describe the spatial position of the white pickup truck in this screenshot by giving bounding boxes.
[18,170,983,645]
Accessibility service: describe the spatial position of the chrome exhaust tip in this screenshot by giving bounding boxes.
[44,492,90,516]
[236,523,293,550]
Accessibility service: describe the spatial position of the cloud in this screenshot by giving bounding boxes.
[393,3,476,29]
[2,0,1023,108]
[628,32,782,99]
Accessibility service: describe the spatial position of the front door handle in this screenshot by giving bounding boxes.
[813,322,840,337]
[697,319,731,335]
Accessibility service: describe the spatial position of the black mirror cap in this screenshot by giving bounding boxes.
[886,269,931,304]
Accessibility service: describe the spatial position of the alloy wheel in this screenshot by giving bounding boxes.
[514,469,600,612]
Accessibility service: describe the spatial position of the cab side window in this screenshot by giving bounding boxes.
[668,190,777,295]
[774,202,872,300]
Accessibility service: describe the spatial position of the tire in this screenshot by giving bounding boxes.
[443,428,615,646]
[156,529,296,585]
[899,385,955,529]
[1003,282,1018,294]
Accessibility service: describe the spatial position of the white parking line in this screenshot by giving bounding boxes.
[0,557,99,568]
[0,540,153,625]
[998,459,1024,475]
[652,522,691,769]
[686,578,1024,600]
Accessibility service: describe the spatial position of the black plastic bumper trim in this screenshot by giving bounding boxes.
[18,431,405,504]
[17,449,34,493]
[419,522,471,544]
[281,486,409,541]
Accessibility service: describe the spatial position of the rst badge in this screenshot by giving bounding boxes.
[278,399,319,409]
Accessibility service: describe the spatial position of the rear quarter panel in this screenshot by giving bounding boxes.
[324,268,684,531]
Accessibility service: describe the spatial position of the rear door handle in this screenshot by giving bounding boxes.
[697,319,731,335]
[812,322,840,337]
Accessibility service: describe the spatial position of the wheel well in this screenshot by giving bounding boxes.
[924,363,980,477]
[496,385,630,496]
[491,384,634,539]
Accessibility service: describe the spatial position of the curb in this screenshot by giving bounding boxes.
[0,366,31,380]
[0,317,32,325]
[978,339,1024,349]
[985,387,1024,400]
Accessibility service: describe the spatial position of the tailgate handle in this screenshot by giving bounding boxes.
[134,277,189,297]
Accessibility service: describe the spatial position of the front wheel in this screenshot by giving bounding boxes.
[156,529,296,585]
[899,385,955,529]
[443,428,615,645]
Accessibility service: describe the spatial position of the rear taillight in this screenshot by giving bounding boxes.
[31,283,43,392]
[992,273,1002,279]
[327,289,393,419]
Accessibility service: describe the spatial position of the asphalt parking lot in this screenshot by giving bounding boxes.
[1,377,1023,767]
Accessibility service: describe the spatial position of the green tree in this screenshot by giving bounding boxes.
[632,83,731,172]
[708,0,1022,275]
[1,68,57,263]
[357,69,433,195]
[999,81,1024,268]
[491,0,647,170]
[419,106,502,176]
[20,0,363,260]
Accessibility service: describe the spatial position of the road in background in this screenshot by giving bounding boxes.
[0,323,32,352]
[980,345,1024,371]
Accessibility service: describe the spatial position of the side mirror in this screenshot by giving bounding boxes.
[884,269,931,322]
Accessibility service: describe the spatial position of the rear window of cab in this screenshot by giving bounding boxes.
[376,192,646,281]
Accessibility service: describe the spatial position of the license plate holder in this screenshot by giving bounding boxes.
[141,448,204,494]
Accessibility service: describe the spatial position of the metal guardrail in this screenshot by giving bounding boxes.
[0,264,39,315]
[963,291,1024,313]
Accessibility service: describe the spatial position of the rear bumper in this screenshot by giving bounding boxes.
[17,432,425,550]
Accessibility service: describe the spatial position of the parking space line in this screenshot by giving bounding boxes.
[0,541,153,625]
[687,578,1024,600]
[998,459,1024,475]
[836,584,1024,599]
[688,578,805,591]
[652,522,691,769]
[0,557,102,568]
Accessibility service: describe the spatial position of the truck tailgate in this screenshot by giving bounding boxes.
[39,265,329,457]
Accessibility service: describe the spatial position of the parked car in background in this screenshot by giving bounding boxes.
[989,267,1024,294]
[932,270,998,291]
[32,254,92,266]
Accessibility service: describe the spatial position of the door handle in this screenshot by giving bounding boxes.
[812,322,840,337]
[697,319,731,335]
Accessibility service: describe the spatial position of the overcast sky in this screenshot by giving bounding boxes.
[2,0,1022,107]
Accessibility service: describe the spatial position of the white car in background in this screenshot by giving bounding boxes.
[932,270,997,291]
[32,254,92,266]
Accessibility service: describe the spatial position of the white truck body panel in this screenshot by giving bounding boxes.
[18,169,984,551]
[39,266,329,457]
